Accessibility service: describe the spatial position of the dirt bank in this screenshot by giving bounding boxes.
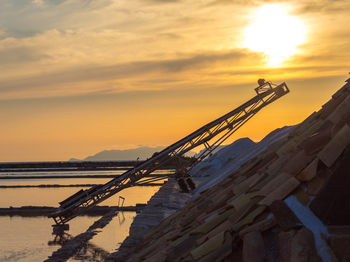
[106,179,192,261]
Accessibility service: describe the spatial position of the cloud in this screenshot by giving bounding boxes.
[144,0,181,2]
[32,0,45,7]
[0,46,48,65]
[0,0,114,37]
[212,65,349,77]
[294,0,350,14]
[0,0,348,101]
[0,49,260,99]
[207,0,283,6]
[149,50,254,72]
[207,0,350,14]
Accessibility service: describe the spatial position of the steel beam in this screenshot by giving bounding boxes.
[50,82,289,225]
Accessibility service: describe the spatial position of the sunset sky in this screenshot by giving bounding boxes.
[1,0,349,161]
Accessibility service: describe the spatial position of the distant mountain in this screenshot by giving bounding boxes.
[81,146,165,161]
[72,126,295,162]
[69,158,82,161]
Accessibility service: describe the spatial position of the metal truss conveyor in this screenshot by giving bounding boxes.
[50,81,289,225]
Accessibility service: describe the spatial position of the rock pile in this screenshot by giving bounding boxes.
[120,77,350,262]
[107,179,191,261]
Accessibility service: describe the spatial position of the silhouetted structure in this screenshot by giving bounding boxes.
[50,81,289,225]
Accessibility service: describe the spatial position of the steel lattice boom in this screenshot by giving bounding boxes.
[50,81,289,225]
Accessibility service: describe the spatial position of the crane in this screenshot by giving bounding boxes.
[50,80,289,226]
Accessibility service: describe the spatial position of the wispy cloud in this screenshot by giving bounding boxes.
[207,0,350,15]
[0,46,48,65]
[0,49,262,99]
[1,0,350,161]
[0,0,114,37]
[0,0,348,100]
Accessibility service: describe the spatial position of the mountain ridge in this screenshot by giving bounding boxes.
[70,146,165,161]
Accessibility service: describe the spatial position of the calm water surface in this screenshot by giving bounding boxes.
[0,171,162,261]
[0,213,136,262]
[0,185,160,207]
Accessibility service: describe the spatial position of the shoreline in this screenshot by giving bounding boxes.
[0,173,171,179]
[107,178,192,260]
[0,205,146,216]
[0,183,164,188]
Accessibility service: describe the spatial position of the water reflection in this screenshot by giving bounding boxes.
[49,232,109,262]
[0,172,155,261]
[0,213,137,261]
[48,211,135,261]
[89,212,136,252]
[0,186,160,207]
[118,211,125,225]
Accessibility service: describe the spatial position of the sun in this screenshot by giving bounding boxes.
[243,4,307,67]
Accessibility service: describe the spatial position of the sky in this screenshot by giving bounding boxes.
[0,0,349,161]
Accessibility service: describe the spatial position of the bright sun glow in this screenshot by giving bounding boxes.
[243,4,307,67]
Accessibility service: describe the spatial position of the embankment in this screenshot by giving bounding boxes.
[106,179,192,261]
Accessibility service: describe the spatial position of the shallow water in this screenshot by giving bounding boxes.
[0,185,160,207]
[0,172,161,261]
[0,169,171,180]
[88,212,136,252]
[0,213,136,262]
[0,170,164,207]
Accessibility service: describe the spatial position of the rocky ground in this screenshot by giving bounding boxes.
[106,77,350,262]
[105,126,295,261]
[106,179,192,261]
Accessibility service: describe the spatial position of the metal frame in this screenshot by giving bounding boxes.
[50,82,289,225]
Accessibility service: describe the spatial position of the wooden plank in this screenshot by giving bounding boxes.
[318,124,350,167]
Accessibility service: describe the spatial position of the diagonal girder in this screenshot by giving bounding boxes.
[50,82,289,225]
